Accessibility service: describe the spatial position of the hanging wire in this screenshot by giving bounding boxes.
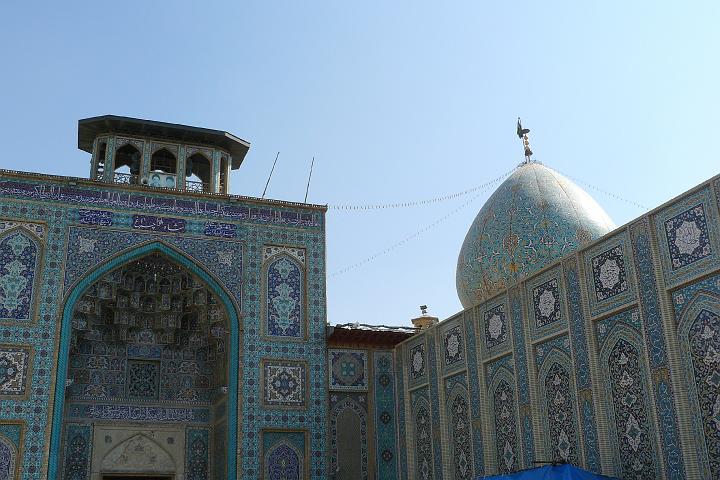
[546,164,651,211]
[327,169,514,211]
[329,163,650,277]
[330,174,507,277]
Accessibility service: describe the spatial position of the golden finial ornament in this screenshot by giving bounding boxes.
[516,117,533,163]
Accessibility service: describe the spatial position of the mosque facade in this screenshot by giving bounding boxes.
[0,115,717,480]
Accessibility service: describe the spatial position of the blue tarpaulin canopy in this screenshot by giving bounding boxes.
[476,464,618,480]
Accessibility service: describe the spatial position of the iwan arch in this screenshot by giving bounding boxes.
[0,114,718,479]
[53,241,240,479]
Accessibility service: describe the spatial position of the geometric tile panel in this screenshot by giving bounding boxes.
[591,244,628,302]
[373,351,398,480]
[0,345,31,398]
[262,359,307,408]
[664,203,712,270]
[328,349,367,391]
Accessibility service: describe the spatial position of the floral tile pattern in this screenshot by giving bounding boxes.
[264,246,306,340]
[0,224,43,322]
[483,303,508,350]
[591,245,628,302]
[408,341,426,383]
[532,278,561,328]
[664,203,712,270]
[0,345,31,398]
[443,325,464,367]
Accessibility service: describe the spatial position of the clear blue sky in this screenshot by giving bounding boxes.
[1,1,718,326]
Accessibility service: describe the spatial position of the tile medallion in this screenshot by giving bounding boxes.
[664,203,711,270]
[262,359,307,408]
[443,323,464,368]
[408,340,427,384]
[584,233,636,316]
[591,245,628,302]
[655,188,720,287]
[328,349,368,391]
[532,278,562,328]
[0,345,32,399]
[483,302,508,351]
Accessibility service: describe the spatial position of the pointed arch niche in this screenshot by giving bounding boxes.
[536,348,580,465]
[445,382,473,480]
[0,222,44,323]
[329,395,368,480]
[261,246,307,341]
[48,242,240,479]
[488,366,519,475]
[677,292,720,479]
[599,324,661,479]
[411,393,433,480]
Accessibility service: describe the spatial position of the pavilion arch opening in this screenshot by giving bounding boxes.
[113,144,142,184]
[185,153,212,192]
[58,251,231,480]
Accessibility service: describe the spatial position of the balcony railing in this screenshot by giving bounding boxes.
[113,172,139,184]
[185,180,210,193]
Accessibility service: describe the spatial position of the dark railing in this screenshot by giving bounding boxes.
[185,179,209,193]
[113,172,139,185]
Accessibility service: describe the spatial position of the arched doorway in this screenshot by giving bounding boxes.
[49,243,239,479]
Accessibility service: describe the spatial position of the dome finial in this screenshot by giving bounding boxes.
[516,117,533,163]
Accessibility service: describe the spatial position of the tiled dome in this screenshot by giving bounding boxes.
[456,162,615,308]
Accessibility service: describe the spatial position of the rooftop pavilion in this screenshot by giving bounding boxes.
[79,115,251,194]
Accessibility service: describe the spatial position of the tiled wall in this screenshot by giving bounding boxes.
[396,174,720,479]
[0,171,327,479]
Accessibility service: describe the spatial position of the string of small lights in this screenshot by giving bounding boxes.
[330,177,506,277]
[546,164,651,211]
[330,164,651,277]
[326,169,514,210]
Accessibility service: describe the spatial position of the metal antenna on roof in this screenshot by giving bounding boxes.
[517,117,533,164]
[304,156,315,203]
[261,151,280,199]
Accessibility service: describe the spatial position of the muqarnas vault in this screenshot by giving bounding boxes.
[0,114,719,480]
